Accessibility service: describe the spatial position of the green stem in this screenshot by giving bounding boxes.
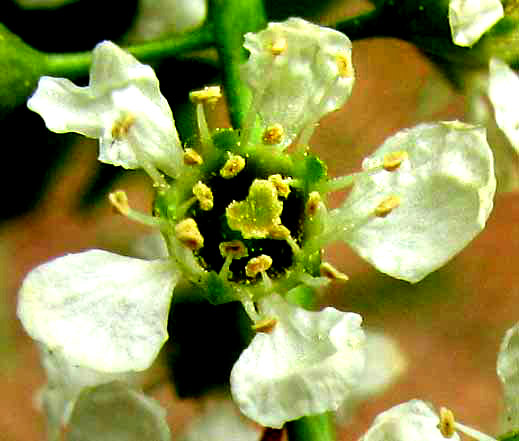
[209,0,267,129]
[286,413,336,441]
[44,24,214,78]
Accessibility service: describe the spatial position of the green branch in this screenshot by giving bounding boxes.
[209,0,267,129]
[44,24,215,79]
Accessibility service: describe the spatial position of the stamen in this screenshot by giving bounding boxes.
[189,86,222,105]
[183,148,203,166]
[438,407,498,441]
[374,195,401,217]
[336,52,354,78]
[320,262,349,282]
[246,254,273,278]
[439,407,456,438]
[252,317,278,333]
[175,218,204,250]
[306,191,322,217]
[383,151,408,171]
[262,124,285,145]
[219,240,248,280]
[270,36,287,56]
[269,224,291,240]
[220,154,246,179]
[111,113,168,189]
[190,86,221,155]
[111,114,136,140]
[268,174,291,198]
[108,190,168,229]
[219,240,249,259]
[192,181,214,211]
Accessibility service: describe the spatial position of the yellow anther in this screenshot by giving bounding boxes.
[268,174,291,198]
[189,86,222,105]
[183,148,203,166]
[252,317,278,333]
[374,195,401,218]
[438,407,456,438]
[320,262,349,282]
[336,52,353,78]
[383,151,408,171]
[111,114,136,140]
[175,218,204,250]
[306,191,322,217]
[108,190,130,216]
[220,154,246,179]
[219,240,248,259]
[262,123,284,145]
[245,255,273,278]
[270,36,287,56]
[269,224,291,240]
[192,181,214,211]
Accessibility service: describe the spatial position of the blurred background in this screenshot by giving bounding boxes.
[1,0,518,439]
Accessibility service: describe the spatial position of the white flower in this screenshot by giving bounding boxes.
[66,381,170,441]
[241,17,355,149]
[448,0,503,47]
[332,121,496,283]
[360,400,460,441]
[27,41,183,180]
[230,294,365,428]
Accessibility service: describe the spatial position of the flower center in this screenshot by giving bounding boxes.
[154,128,328,294]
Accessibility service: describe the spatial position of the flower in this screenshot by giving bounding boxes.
[448,0,504,47]
[20,17,497,431]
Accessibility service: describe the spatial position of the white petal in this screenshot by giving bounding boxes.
[38,346,138,441]
[67,381,170,441]
[338,332,406,422]
[488,58,519,153]
[27,41,183,178]
[449,0,503,47]
[230,294,365,428]
[242,18,354,148]
[126,0,207,42]
[180,400,260,441]
[27,77,103,137]
[497,322,519,431]
[17,249,179,373]
[336,121,496,283]
[360,400,460,441]
[97,85,182,176]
